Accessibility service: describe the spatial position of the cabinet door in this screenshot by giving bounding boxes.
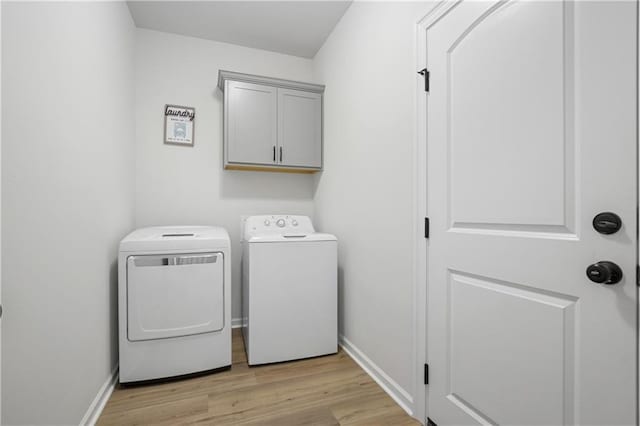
[226,81,277,166]
[277,88,322,168]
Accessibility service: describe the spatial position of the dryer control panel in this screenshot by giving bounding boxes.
[243,215,315,240]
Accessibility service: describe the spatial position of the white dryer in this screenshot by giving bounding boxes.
[118,226,231,383]
[242,215,337,365]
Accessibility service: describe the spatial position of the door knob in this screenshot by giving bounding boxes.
[586,261,623,285]
[593,212,622,234]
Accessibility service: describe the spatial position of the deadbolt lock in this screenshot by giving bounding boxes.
[593,212,622,235]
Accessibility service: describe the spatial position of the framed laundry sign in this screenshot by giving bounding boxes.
[164,105,195,146]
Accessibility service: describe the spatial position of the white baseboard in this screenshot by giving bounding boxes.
[339,335,414,417]
[80,364,119,426]
[232,317,243,328]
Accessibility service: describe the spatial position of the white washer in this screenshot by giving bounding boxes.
[242,215,337,365]
[118,226,231,383]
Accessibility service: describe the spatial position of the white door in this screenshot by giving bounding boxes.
[425,1,637,425]
[277,88,322,168]
[226,81,277,166]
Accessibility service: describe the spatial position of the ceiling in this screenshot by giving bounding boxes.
[127,1,352,58]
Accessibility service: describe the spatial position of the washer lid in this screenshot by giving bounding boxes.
[248,232,337,243]
[120,226,230,252]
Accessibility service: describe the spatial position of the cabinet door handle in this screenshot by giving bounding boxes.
[279,147,283,163]
[273,146,276,162]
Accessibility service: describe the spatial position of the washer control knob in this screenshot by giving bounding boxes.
[264,220,271,226]
[276,218,286,228]
[292,219,298,226]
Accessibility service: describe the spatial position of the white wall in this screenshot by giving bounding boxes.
[1,2,135,424]
[312,1,434,415]
[134,29,316,321]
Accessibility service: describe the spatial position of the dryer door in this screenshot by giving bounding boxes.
[127,252,224,341]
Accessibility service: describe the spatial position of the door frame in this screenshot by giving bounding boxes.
[1,0,4,420]
[414,5,462,422]
[413,2,450,422]
[636,0,639,420]
[413,1,640,424]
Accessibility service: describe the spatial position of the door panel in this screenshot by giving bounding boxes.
[426,1,637,425]
[127,253,224,341]
[277,88,322,168]
[448,271,576,425]
[448,1,569,230]
[227,81,277,165]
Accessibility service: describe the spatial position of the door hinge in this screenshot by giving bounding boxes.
[424,217,430,239]
[418,68,430,92]
[424,363,429,385]
[427,418,438,426]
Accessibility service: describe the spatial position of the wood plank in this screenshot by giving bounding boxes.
[331,392,410,425]
[204,368,380,424]
[252,350,353,385]
[98,329,419,425]
[241,406,340,426]
[98,395,208,426]
[105,369,258,412]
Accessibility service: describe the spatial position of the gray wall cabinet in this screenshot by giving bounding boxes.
[218,70,324,172]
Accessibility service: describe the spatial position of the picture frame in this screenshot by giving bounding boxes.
[164,104,195,146]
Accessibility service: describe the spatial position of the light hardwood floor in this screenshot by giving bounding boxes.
[98,329,419,425]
